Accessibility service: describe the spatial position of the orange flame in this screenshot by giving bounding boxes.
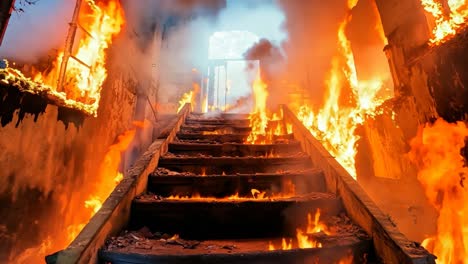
[295,3,391,179]
[307,209,330,235]
[178,83,200,113]
[268,209,328,251]
[166,188,295,201]
[296,228,322,249]
[282,238,293,250]
[247,70,269,144]
[421,0,468,45]
[338,253,354,264]
[178,90,194,113]
[33,0,124,116]
[409,119,468,264]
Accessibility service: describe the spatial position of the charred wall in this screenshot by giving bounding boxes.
[355,0,468,242]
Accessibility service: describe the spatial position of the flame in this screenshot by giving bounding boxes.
[268,241,276,251]
[409,119,468,264]
[84,196,102,215]
[201,94,208,113]
[114,172,123,184]
[295,3,391,179]
[178,91,194,113]
[296,229,322,249]
[247,70,269,144]
[268,209,328,251]
[201,167,207,176]
[338,253,354,264]
[282,238,293,250]
[307,209,330,235]
[178,83,200,113]
[2,0,125,116]
[421,0,468,45]
[16,122,138,263]
[165,187,295,201]
[251,189,267,199]
[69,122,141,244]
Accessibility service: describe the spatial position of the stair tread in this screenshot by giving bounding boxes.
[151,167,322,177]
[134,191,337,203]
[102,213,373,263]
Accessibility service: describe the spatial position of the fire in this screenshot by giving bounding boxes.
[251,189,267,199]
[296,229,322,249]
[178,83,200,113]
[247,70,269,144]
[166,187,295,201]
[295,2,391,179]
[84,196,103,215]
[14,122,139,263]
[114,172,124,184]
[178,90,194,113]
[2,0,125,116]
[409,119,468,264]
[282,238,293,250]
[421,0,468,45]
[268,209,328,251]
[268,241,275,251]
[338,253,354,264]
[70,122,141,245]
[307,209,330,235]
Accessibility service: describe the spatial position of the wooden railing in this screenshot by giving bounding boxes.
[47,104,191,264]
[282,105,435,264]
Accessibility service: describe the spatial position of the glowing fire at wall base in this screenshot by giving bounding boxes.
[409,119,468,264]
[14,122,142,263]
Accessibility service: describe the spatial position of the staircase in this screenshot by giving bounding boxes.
[99,113,379,264]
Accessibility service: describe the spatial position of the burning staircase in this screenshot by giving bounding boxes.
[99,113,379,263]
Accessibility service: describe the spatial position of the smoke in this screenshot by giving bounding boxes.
[274,0,348,107]
[275,0,393,107]
[0,0,74,62]
[243,38,285,108]
[119,0,286,112]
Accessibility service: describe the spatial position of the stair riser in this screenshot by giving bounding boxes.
[159,157,311,175]
[168,142,302,157]
[148,172,326,197]
[177,133,294,144]
[130,199,342,239]
[100,241,374,264]
[185,119,250,126]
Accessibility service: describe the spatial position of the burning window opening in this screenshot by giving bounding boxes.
[0,0,124,117]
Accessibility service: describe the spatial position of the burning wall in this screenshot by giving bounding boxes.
[363,0,468,248]
[0,1,166,263]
